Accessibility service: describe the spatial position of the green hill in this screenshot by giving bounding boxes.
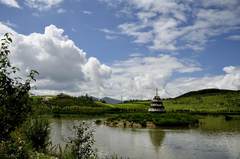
[176,88,239,98]
[164,89,240,113]
[109,89,240,113]
[31,89,240,115]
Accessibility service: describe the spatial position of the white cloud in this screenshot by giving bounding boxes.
[0,23,111,97]
[105,35,118,40]
[1,21,239,99]
[99,28,120,40]
[226,35,240,41]
[100,0,240,51]
[0,22,16,34]
[25,0,63,11]
[1,20,17,28]
[129,53,142,57]
[166,66,240,97]
[102,55,202,99]
[57,8,66,14]
[0,0,20,8]
[82,10,92,15]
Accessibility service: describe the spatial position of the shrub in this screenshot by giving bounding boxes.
[23,118,50,152]
[95,120,102,125]
[67,122,96,159]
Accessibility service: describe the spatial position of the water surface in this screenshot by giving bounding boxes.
[50,116,240,159]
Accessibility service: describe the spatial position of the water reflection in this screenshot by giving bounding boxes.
[49,116,240,159]
[148,129,165,151]
[199,116,240,132]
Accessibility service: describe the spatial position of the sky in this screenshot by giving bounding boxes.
[0,0,240,99]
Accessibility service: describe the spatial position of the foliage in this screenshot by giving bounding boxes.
[23,118,50,152]
[0,135,30,159]
[95,120,102,125]
[107,113,199,127]
[0,33,38,140]
[67,122,96,159]
[46,93,97,108]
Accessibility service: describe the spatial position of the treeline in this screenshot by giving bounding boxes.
[32,93,98,108]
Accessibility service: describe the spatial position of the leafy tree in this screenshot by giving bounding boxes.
[0,33,38,140]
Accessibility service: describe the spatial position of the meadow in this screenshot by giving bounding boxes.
[31,89,240,117]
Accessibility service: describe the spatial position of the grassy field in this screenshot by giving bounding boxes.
[110,89,240,113]
[164,89,240,113]
[31,89,240,116]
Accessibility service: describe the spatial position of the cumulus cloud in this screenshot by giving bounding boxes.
[0,22,16,34]
[0,0,20,8]
[100,0,240,51]
[166,66,240,97]
[102,55,202,99]
[25,0,63,11]
[0,23,111,96]
[1,21,239,99]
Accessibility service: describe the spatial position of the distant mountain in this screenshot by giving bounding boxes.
[101,97,121,104]
[90,96,99,101]
[176,88,239,98]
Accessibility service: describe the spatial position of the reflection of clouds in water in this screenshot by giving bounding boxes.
[220,134,240,159]
[50,119,92,147]
[50,119,64,146]
[49,118,240,159]
[162,130,240,159]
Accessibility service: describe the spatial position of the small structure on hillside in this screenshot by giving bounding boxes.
[148,88,165,113]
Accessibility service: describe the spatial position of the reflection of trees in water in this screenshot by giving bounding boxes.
[199,116,240,133]
[148,129,165,151]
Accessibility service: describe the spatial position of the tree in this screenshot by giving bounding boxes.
[0,33,38,140]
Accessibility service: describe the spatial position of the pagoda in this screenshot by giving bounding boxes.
[148,88,165,113]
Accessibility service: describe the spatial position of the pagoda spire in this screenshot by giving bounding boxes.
[148,88,165,112]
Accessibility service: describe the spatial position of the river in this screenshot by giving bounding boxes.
[49,115,240,159]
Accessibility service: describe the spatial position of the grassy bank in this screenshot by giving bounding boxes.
[106,113,199,127]
[31,89,240,118]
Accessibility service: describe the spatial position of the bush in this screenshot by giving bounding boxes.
[23,118,50,152]
[67,122,96,159]
[95,120,102,125]
[0,130,31,159]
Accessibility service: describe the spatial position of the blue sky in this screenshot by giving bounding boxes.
[0,0,240,99]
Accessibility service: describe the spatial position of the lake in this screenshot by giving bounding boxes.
[49,115,240,159]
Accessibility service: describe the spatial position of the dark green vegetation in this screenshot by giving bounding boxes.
[0,33,38,141]
[31,95,146,117]
[165,89,240,113]
[106,113,199,127]
[31,88,240,117]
